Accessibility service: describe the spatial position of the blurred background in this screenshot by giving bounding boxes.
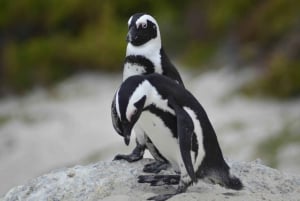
[0,0,300,196]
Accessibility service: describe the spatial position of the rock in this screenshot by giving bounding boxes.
[1,159,300,201]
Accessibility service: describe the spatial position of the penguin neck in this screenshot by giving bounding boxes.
[126,38,162,70]
[127,79,153,111]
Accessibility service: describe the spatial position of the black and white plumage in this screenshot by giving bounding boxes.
[124,13,183,83]
[112,13,184,173]
[112,74,243,201]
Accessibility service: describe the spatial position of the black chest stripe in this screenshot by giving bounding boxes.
[125,55,155,74]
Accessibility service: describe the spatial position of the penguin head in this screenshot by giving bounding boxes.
[122,95,146,145]
[114,76,149,145]
[126,13,161,48]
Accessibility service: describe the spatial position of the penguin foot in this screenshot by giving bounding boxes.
[147,193,174,201]
[147,184,187,201]
[113,153,143,162]
[138,174,180,186]
[113,143,145,162]
[143,161,169,173]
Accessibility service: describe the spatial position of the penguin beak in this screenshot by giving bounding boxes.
[126,27,134,43]
[124,135,130,146]
[122,124,132,146]
[126,32,131,43]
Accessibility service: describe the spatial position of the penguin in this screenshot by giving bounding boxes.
[112,74,243,201]
[123,13,184,83]
[112,13,184,173]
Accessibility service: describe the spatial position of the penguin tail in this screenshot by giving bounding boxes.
[198,157,243,190]
[199,168,243,190]
[223,174,243,190]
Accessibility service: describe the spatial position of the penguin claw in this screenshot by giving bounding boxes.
[143,161,169,173]
[138,175,180,186]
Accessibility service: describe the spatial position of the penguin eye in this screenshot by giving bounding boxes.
[129,109,137,122]
[132,109,137,116]
[141,22,147,29]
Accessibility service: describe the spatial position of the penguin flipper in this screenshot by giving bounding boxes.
[111,94,123,135]
[114,141,145,162]
[168,98,197,182]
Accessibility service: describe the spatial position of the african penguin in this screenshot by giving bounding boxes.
[113,74,243,201]
[112,13,184,173]
[124,13,184,83]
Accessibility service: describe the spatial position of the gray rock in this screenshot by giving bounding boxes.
[1,159,300,201]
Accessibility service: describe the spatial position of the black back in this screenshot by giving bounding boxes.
[160,48,184,85]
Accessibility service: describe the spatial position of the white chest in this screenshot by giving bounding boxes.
[138,111,180,170]
[138,106,205,173]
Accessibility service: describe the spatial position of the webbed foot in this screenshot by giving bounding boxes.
[143,161,169,173]
[146,184,187,201]
[147,193,174,201]
[114,143,145,162]
[114,153,143,162]
[138,174,180,186]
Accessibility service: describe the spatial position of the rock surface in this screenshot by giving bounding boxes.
[1,159,300,201]
[1,71,300,195]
